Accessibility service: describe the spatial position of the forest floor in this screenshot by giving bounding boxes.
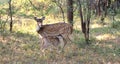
[0,17,120,64]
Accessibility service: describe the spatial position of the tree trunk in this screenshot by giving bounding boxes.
[77,0,86,34]
[8,0,13,32]
[67,0,73,26]
[116,0,120,8]
[86,1,91,44]
[97,0,101,16]
[78,0,90,44]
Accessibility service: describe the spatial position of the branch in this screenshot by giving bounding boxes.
[53,0,65,22]
[28,0,40,10]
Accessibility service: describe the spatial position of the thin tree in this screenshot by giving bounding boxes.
[67,0,73,26]
[8,0,13,32]
[77,0,91,44]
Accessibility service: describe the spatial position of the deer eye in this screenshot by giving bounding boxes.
[37,19,42,22]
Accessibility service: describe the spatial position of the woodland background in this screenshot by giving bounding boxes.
[0,0,120,64]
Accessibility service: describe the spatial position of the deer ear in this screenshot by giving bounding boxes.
[34,17,37,21]
[42,17,45,20]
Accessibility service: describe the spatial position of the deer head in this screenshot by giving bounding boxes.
[34,17,45,27]
[34,17,45,32]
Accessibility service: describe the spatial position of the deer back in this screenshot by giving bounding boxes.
[38,22,73,37]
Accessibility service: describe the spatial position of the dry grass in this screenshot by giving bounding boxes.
[0,17,120,64]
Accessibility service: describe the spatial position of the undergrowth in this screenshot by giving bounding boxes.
[0,17,120,64]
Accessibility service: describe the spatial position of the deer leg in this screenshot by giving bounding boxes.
[67,35,72,43]
[41,37,51,52]
[56,35,66,52]
[62,34,72,44]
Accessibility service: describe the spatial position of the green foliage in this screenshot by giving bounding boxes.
[0,20,7,33]
[0,0,9,4]
[0,0,68,18]
[0,20,7,40]
[111,20,120,29]
[0,9,7,15]
[114,46,120,56]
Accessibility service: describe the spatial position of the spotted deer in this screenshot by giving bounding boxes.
[34,17,73,52]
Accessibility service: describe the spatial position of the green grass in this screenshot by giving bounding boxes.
[0,17,120,64]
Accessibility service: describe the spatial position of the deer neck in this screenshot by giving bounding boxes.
[36,25,44,33]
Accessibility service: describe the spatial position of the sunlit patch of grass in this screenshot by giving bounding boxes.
[91,23,103,29]
[96,34,116,41]
[116,31,120,36]
[11,18,37,36]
